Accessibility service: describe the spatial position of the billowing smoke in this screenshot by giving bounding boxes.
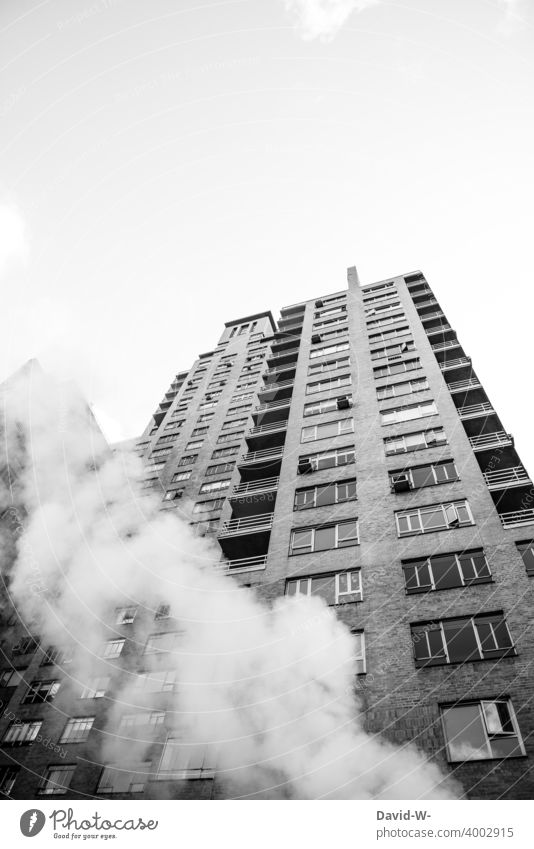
[0,363,457,799]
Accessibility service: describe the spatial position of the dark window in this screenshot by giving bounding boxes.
[516,541,534,576]
[22,680,61,704]
[0,765,19,796]
[441,699,525,762]
[294,479,356,510]
[411,613,515,667]
[403,549,491,593]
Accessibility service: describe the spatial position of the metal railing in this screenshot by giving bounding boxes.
[254,397,292,412]
[267,348,300,362]
[216,555,268,574]
[218,513,274,537]
[447,378,481,393]
[500,509,534,529]
[231,477,279,496]
[458,401,494,419]
[258,378,295,393]
[432,339,460,352]
[415,298,438,309]
[469,431,513,451]
[421,310,446,322]
[439,357,471,371]
[239,446,284,464]
[263,364,297,378]
[426,324,452,336]
[247,420,288,436]
[484,466,531,489]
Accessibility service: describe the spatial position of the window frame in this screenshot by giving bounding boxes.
[294,479,357,511]
[289,518,359,555]
[395,500,474,537]
[402,549,491,594]
[440,699,526,762]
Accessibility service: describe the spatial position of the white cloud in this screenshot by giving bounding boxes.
[282,0,378,41]
[0,203,28,275]
[496,0,529,33]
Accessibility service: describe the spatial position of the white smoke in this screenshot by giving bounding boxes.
[281,0,379,41]
[0,363,457,799]
[0,203,28,276]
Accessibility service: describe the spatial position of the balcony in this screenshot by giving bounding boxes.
[247,420,287,437]
[421,310,445,322]
[431,339,461,352]
[246,420,287,451]
[253,397,292,425]
[440,357,471,372]
[500,509,534,529]
[229,477,279,517]
[458,402,494,420]
[216,555,268,575]
[238,446,284,480]
[425,324,452,337]
[415,298,438,310]
[219,513,274,537]
[257,378,295,400]
[217,513,274,559]
[469,431,514,452]
[447,378,481,394]
[231,477,279,498]
[266,346,300,366]
[263,364,297,381]
[484,466,531,491]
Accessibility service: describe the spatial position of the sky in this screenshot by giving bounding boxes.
[0,0,533,468]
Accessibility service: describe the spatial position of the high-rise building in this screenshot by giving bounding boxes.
[1,269,533,799]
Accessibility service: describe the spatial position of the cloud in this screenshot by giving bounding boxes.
[282,0,378,41]
[0,203,28,275]
[496,0,529,33]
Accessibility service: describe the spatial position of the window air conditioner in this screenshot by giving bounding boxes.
[391,473,412,493]
[298,458,313,475]
[337,396,351,410]
[311,334,322,344]
[315,299,324,308]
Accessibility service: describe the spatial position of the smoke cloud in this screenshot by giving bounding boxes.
[281,0,379,41]
[0,363,456,799]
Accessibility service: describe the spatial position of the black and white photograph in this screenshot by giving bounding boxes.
[1,0,533,845]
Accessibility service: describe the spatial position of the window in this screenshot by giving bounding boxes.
[235,381,256,391]
[206,461,235,476]
[97,763,151,795]
[289,519,358,554]
[102,639,125,659]
[286,570,361,605]
[403,549,491,593]
[363,290,398,305]
[145,460,166,472]
[115,606,137,625]
[301,418,354,443]
[156,738,214,780]
[197,412,214,423]
[155,604,171,620]
[381,400,437,426]
[390,460,458,491]
[516,541,534,576]
[80,677,109,699]
[374,358,421,379]
[162,489,184,502]
[222,418,247,430]
[370,340,415,361]
[231,392,253,403]
[299,446,355,473]
[411,613,514,667]
[308,356,350,376]
[12,636,40,656]
[190,519,220,536]
[157,434,178,445]
[315,327,349,344]
[186,440,203,451]
[0,669,24,688]
[135,669,176,692]
[217,431,244,444]
[2,720,42,745]
[362,281,395,295]
[303,396,352,417]
[177,454,197,467]
[144,633,181,654]
[38,765,76,795]
[313,316,348,331]
[306,374,351,395]
[0,765,19,795]
[384,427,447,455]
[441,699,525,762]
[198,400,217,410]
[191,426,209,438]
[294,479,356,510]
[367,312,405,329]
[396,500,474,537]
[227,404,252,415]
[172,470,191,482]
[211,445,239,459]
[118,711,165,732]
[193,498,225,513]
[59,717,95,744]
[368,326,411,345]
[309,341,349,359]
[377,377,429,400]
[22,680,60,704]
[199,479,231,494]
[314,304,347,319]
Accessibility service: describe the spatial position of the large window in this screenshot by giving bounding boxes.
[172,470,192,482]
[144,632,181,654]
[298,446,355,473]
[22,680,60,704]
[286,570,361,604]
[59,717,94,744]
[0,765,18,795]
[301,418,354,443]
[384,427,447,455]
[102,639,125,659]
[313,316,348,331]
[134,669,176,693]
[390,460,458,491]
[156,738,214,780]
[367,312,406,329]
[368,326,411,345]
[314,304,347,319]
[80,677,109,699]
[381,400,437,426]
[199,479,231,494]
[403,549,491,593]
[374,358,421,379]
[185,440,204,451]
[177,454,197,467]
[115,606,137,625]
[206,461,235,476]
[2,720,42,745]
[289,519,359,554]
[211,446,239,459]
[377,377,428,400]
[222,418,247,430]
[97,763,151,795]
[411,613,514,667]
[193,498,225,513]
[308,356,350,376]
[294,479,356,510]
[441,699,525,762]
[216,431,244,444]
[309,341,349,359]
[365,300,400,315]
[396,500,474,537]
[516,541,534,576]
[303,396,352,417]
[118,711,165,733]
[37,765,76,796]
[306,374,351,395]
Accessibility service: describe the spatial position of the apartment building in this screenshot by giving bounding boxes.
[1,270,533,799]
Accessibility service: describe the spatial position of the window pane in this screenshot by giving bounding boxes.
[421,507,447,530]
[431,554,461,589]
[442,704,489,761]
[310,575,335,604]
[314,526,336,551]
[435,461,457,483]
[316,483,336,507]
[404,560,431,592]
[443,619,480,663]
[337,521,358,547]
[459,551,490,581]
[292,529,313,551]
[411,465,435,488]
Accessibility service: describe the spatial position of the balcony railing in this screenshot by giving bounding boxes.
[500,509,534,529]
[267,348,300,362]
[258,378,295,393]
[458,402,494,420]
[247,420,288,436]
[447,378,481,393]
[415,298,438,309]
[239,446,284,464]
[439,357,471,371]
[469,431,513,451]
[216,555,267,574]
[218,513,274,537]
[483,466,531,490]
[263,364,297,378]
[426,324,452,336]
[231,477,279,497]
[421,310,445,322]
[254,397,292,412]
[431,339,461,352]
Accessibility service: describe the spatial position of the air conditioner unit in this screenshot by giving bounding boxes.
[391,473,412,493]
[311,334,322,344]
[298,458,313,475]
[337,396,351,410]
[315,299,324,308]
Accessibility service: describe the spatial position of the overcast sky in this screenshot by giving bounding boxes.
[1,0,533,467]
